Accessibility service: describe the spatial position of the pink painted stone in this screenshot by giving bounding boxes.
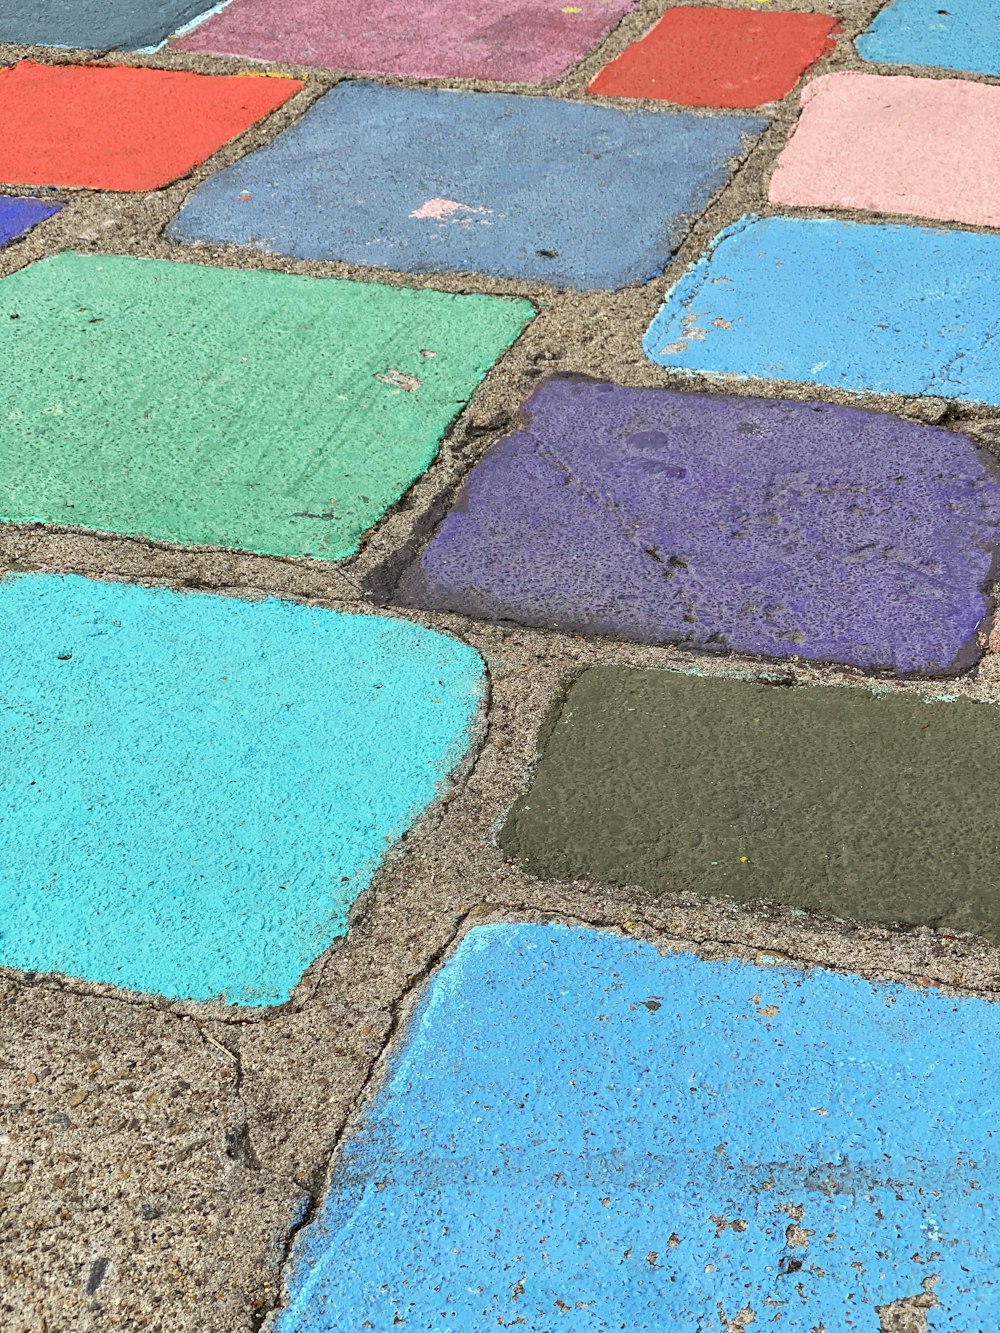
[171,0,636,82]
[770,71,1000,228]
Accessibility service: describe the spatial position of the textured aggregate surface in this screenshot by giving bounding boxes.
[0,195,60,248]
[0,252,533,559]
[0,0,215,50]
[857,0,1000,75]
[167,81,766,290]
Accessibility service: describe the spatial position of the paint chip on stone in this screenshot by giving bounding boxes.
[857,0,1000,76]
[644,214,1000,405]
[0,0,217,50]
[0,572,484,1005]
[0,61,303,192]
[275,922,1000,1328]
[0,196,61,248]
[167,81,765,290]
[0,252,533,559]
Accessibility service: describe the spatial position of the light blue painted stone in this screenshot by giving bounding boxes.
[645,214,1000,405]
[166,81,765,291]
[857,0,1000,77]
[0,573,483,1006]
[277,922,1000,1329]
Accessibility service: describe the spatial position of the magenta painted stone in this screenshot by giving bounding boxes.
[393,378,1000,674]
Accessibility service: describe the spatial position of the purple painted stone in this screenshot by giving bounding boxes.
[393,378,1000,674]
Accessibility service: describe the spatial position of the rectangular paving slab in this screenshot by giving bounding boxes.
[644,214,1000,404]
[0,253,533,560]
[770,72,1000,228]
[393,378,1000,675]
[857,0,1000,76]
[167,82,765,291]
[275,921,1000,1329]
[0,0,214,49]
[499,668,1000,942]
[0,572,484,1006]
[0,196,60,248]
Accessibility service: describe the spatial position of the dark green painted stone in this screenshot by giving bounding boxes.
[499,668,1000,939]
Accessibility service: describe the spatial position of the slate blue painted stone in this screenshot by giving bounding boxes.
[0,196,59,248]
[857,0,1000,77]
[645,214,1000,405]
[276,922,1000,1329]
[167,81,765,290]
[0,0,213,50]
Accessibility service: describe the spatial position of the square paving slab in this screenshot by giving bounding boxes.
[0,573,484,1005]
[0,253,533,560]
[394,379,1000,675]
[171,0,637,82]
[644,214,1000,405]
[500,669,1000,942]
[0,196,60,248]
[0,61,302,193]
[0,0,214,50]
[275,921,1000,1328]
[167,82,765,290]
[857,0,1000,76]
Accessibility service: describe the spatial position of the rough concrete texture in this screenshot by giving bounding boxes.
[171,0,638,82]
[0,571,484,1005]
[0,196,60,248]
[0,61,302,192]
[0,0,214,51]
[645,214,1000,404]
[394,377,1000,675]
[0,252,532,559]
[857,0,1000,76]
[771,71,1000,228]
[278,922,999,1328]
[167,81,765,290]
[589,7,840,108]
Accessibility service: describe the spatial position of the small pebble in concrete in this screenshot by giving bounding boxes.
[0,572,484,1005]
[0,61,302,193]
[276,921,1000,1328]
[645,214,1000,404]
[167,82,765,290]
[0,253,533,559]
[0,0,214,50]
[500,669,1000,942]
[0,196,60,248]
[394,378,1000,675]
[171,0,637,82]
[857,0,1000,76]
[771,72,1000,229]
[588,7,838,108]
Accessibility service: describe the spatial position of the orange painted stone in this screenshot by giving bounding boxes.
[0,61,303,192]
[588,8,839,108]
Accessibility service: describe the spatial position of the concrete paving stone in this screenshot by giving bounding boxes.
[171,0,637,82]
[0,0,214,50]
[0,61,303,194]
[0,252,533,559]
[770,72,1000,229]
[0,195,60,248]
[394,378,1000,675]
[275,921,1000,1329]
[857,0,1000,76]
[500,668,1000,941]
[166,82,765,291]
[0,571,484,1005]
[588,7,839,108]
[645,214,1000,404]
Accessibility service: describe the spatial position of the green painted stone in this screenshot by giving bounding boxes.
[0,253,533,559]
[500,668,1000,940]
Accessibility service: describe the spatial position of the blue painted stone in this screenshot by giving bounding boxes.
[0,573,483,1006]
[857,0,1000,77]
[0,0,214,50]
[645,214,1000,405]
[277,922,1000,1329]
[0,196,59,248]
[166,81,765,291]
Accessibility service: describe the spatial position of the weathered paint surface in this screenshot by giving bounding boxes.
[276,921,1000,1329]
[172,0,637,82]
[588,7,838,108]
[0,196,60,248]
[0,0,213,49]
[0,61,302,193]
[500,668,1000,942]
[167,82,765,290]
[0,573,484,1005]
[644,214,1000,404]
[771,72,1000,228]
[395,379,1000,675]
[857,0,1000,76]
[0,253,533,559]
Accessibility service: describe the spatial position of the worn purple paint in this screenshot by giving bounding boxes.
[394,379,1000,674]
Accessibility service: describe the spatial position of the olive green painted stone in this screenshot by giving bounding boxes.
[500,669,1000,940]
[0,253,533,559]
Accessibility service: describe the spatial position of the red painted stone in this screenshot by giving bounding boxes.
[0,62,303,192]
[588,8,839,108]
